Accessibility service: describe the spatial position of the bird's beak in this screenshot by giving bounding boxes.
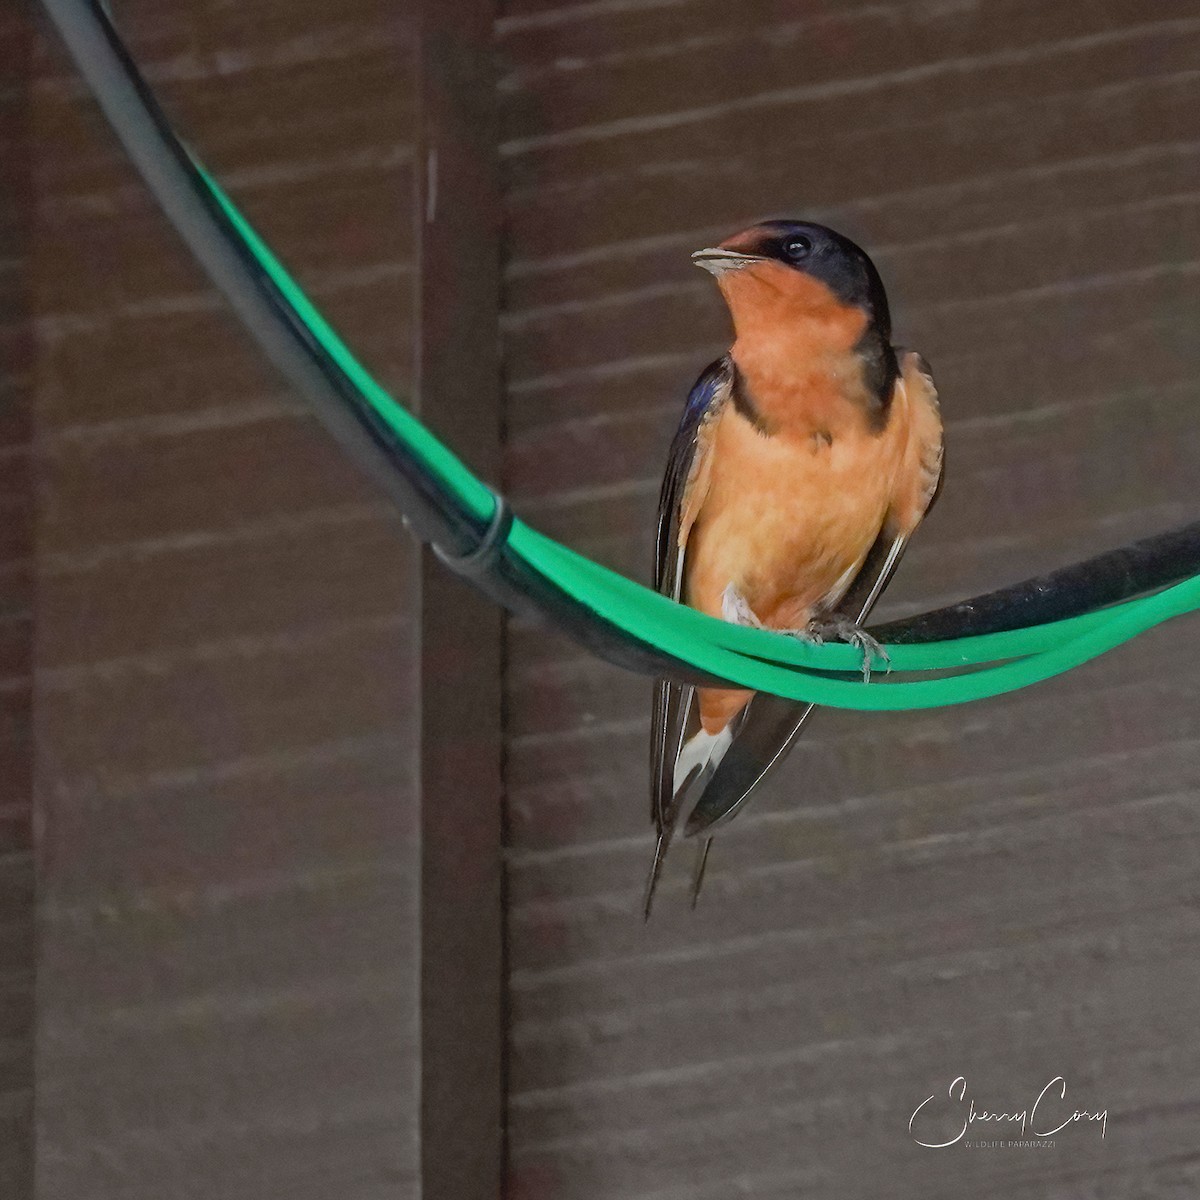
[691,247,767,276]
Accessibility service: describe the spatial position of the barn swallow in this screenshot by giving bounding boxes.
[647,220,944,915]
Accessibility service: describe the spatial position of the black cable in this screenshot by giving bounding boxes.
[873,519,1200,642]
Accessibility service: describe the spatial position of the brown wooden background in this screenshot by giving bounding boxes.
[6,0,1200,1197]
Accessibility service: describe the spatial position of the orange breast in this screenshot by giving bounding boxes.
[688,408,899,622]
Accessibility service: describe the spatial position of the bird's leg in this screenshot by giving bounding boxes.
[720,583,764,628]
[794,615,890,683]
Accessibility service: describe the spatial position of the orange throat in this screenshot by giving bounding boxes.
[718,262,875,435]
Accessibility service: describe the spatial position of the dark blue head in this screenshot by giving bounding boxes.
[692,220,892,338]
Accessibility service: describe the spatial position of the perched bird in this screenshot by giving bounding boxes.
[647,220,944,914]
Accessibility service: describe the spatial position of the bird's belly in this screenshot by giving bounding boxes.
[686,422,895,628]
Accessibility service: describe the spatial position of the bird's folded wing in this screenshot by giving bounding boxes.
[651,356,732,831]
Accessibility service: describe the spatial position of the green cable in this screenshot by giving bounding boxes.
[198,166,1198,710]
[520,524,1111,671]
[520,523,1197,709]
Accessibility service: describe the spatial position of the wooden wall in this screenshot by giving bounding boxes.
[498,2,1200,1197]
[28,4,433,1196]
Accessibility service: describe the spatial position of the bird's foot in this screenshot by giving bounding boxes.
[794,616,890,683]
[720,584,764,628]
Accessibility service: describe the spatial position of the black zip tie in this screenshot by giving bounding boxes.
[432,494,513,577]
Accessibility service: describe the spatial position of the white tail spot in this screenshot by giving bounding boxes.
[673,724,734,796]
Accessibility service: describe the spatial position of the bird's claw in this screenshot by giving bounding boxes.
[795,617,890,683]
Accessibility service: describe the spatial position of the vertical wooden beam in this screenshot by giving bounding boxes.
[0,6,34,1196]
[414,2,504,1198]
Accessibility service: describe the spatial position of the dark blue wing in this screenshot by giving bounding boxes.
[644,357,732,913]
[649,357,731,820]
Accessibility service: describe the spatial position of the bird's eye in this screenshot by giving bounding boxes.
[782,234,812,261]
